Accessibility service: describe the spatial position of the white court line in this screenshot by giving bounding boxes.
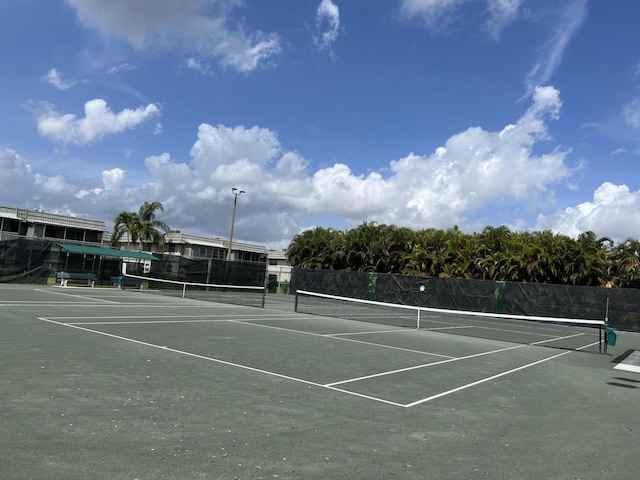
[36,316,598,408]
[325,343,527,387]
[325,336,600,388]
[37,316,405,408]
[404,350,572,407]
[228,319,456,359]
[70,319,230,325]
[47,312,292,320]
[33,288,120,304]
[328,329,411,336]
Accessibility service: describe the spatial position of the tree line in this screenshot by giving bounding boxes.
[286,222,640,287]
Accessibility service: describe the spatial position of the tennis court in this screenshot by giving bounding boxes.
[2,283,639,479]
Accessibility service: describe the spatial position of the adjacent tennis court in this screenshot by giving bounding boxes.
[2,283,639,479]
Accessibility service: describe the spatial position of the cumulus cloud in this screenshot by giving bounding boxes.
[37,99,161,145]
[0,149,36,203]
[102,168,126,190]
[9,84,639,247]
[65,0,282,73]
[536,182,640,242]
[314,0,341,56]
[41,68,77,90]
[154,85,573,237]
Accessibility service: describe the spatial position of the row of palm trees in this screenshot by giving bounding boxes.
[286,222,640,287]
[111,201,170,251]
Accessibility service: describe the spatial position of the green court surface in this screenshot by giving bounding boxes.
[1,284,639,480]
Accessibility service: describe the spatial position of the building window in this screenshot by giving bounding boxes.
[65,228,85,241]
[1,219,21,233]
[45,225,65,239]
[85,230,101,243]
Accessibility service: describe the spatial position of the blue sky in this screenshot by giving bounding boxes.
[1,0,640,249]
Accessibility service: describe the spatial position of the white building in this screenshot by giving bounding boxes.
[267,249,292,292]
[0,205,106,243]
[1,204,270,283]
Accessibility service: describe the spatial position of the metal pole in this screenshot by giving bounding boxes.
[603,297,610,354]
[226,188,245,262]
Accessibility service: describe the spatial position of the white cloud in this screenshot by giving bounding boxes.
[522,0,588,98]
[102,168,126,190]
[186,57,206,74]
[107,63,137,75]
[190,123,281,171]
[399,0,522,36]
[399,0,465,31]
[611,147,627,156]
[11,84,639,247]
[191,85,570,236]
[37,99,161,145]
[623,98,640,129]
[0,149,35,203]
[314,0,341,56]
[38,175,75,195]
[65,0,282,73]
[42,68,77,90]
[536,182,640,242]
[485,0,522,39]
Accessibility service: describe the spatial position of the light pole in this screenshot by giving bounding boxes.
[226,187,245,262]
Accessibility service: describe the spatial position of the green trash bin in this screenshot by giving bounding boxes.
[604,327,617,346]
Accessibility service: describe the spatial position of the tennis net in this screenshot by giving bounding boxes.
[294,290,606,352]
[122,273,266,308]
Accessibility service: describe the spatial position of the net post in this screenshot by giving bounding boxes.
[599,326,603,354]
[416,308,421,330]
[294,291,299,312]
[601,297,610,354]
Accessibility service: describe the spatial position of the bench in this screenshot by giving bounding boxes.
[57,272,96,287]
[110,276,144,289]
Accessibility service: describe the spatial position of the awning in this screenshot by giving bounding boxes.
[58,243,160,260]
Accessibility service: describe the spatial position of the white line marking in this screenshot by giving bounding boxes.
[614,364,640,373]
[70,319,229,325]
[325,343,527,387]
[33,288,120,303]
[37,317,404,407]
[328,329,411,336]
[228,319,456,359]
[404,350,572,407]
[614,351,640,373]
[35,314,598,408]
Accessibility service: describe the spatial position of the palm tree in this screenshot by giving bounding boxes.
[286,227,339,269]
[136,201,170,251]
[111,211,141,248]
[111,201,170,252]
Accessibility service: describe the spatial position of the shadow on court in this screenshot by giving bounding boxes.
[1,284,639,480]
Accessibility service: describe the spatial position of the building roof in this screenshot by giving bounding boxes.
[164,231,266,254]
[0,205,106,231]
[58,243,159,260]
